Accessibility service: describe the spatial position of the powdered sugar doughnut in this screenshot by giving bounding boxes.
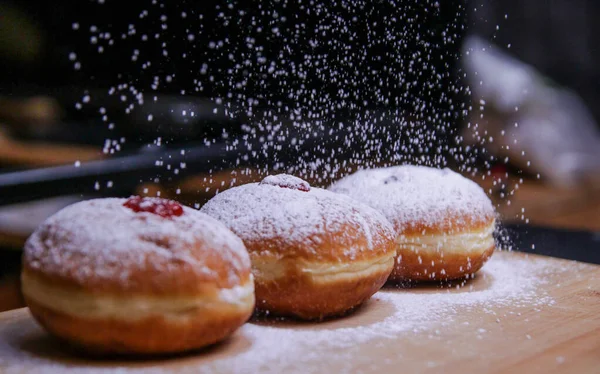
[201,174,396,320]
[22,197,254,355]
[329,166,496,281]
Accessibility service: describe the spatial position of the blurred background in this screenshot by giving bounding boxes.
[0,0,599,311]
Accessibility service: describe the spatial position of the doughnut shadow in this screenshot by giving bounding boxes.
[249,297,396,331]
[16,328,252,367]
[383,269,495,294]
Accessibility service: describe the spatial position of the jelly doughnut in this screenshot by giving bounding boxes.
[329,166,496,282]
[201,174,396,320]
[22,197,254,354]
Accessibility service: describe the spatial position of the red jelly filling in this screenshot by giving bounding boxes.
[123,196,184,218]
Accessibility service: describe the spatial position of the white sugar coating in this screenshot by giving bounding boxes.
[23,198,250,288]
[0,253,573,374]
[259,174,310,191]
[328,165,496,231]
[200,176,395,258]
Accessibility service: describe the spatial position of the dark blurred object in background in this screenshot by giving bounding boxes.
[464,2,600,188]
[470,0,600,129]
[462,36,600,188]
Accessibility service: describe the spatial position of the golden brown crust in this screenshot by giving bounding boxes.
[242,220,397,264]
[25,298,252,355]
[22,255,252,298]
[395,212,496,237]
[389,245,495,282]
[254,264,393,320]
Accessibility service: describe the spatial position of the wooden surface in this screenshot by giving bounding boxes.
[0,129,101,167]
[0,251,598,374]
[0,274,23,313]
[477,175,600,232]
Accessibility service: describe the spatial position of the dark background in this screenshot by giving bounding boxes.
[2,0,598,152]
[471,0,600,126]
[0,0,468,148]
[1,0,466,106]
[3,1,599,120]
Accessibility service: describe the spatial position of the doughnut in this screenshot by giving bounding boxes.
[329,166,496,282]
[201,174,396,320]
[21,197,254,355]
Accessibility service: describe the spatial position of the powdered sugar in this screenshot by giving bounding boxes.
[23,198,250,290]
[201,176,395,258]
[259,174,311,192]
[328,166,495,231]
[0,252,570,374]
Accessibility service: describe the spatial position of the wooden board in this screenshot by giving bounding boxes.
[0,251,599,373]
